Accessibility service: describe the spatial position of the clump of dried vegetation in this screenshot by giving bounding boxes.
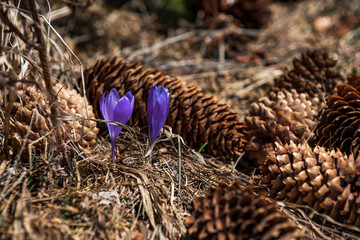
[1,0,360,239]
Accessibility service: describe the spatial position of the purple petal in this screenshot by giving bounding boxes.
[100,89,135,162]
[125,91,134,102]
[147,85,169,146]
[109,92,134,142]
[108,123,122,144]
[147,85,156,115]
[147,86,156,142]
[113,95,134,125]
[147,86,156,136]
[105,94,118,121]
[100,92,107,120]
[150,99,167,144]
[109,88,120,100]
[158,87,169,108]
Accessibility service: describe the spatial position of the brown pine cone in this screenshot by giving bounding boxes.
[274,50,343,98]
[347,73,360,90]
[186,183,305,240]
[245,89,322,166]
[314,84,360,157]
[260,141,360,226]
[10,83,99,159]
[190,0,271,29]
[81,58,249,160]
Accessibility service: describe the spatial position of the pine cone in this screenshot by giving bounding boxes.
[260,141,360,226]
[274,50,343,98]
[347,73,360,90]
[314,84,360,157]
[245,89,322,166]
[186,183,305,240]
[10,83,99,159]
[190,0,271,29]
[81,58,249,159]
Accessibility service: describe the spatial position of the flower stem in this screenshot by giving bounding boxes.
[111,140,116,163]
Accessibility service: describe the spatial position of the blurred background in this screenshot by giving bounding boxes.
[50,0,360,117]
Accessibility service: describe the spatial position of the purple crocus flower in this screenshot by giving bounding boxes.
[100,89,134,162]
[147,85,170,151]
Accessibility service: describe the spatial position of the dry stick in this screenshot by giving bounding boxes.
[127,27,259,61]
[178,136,181,195]
[1,78,16,157]
[0,6,34,48]
[0,4,61,152]
[0,2,89,121]
[56,0,92,8]
[27,0,60,139]
[0,170,28,203]
[0,8,28,157]
[234,68,283,98]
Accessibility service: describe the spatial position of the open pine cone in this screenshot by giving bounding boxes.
[190,0,271,29]
[10,83,98,159]
[259,141,360,226]
[81,58,249,160]
[314,84,360,157]
[186,183,305,240]
[347,73,360,90]
[274,49,343,98]
[245,89,322,166]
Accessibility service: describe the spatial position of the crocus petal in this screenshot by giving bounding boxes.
[158,87,170,111]
[100,88,134,162]
[125,91,134,102]
[114,95,134,124]
[108,124,122,144]
[147,86,156,144]
[147,86,156,118]
[149,101,161,145]
[105,94,118,121]
[147,85,170,146]
[109,88,120,100]
[107,92,134,142]
[151,99,168,145]
[100,92,107,120]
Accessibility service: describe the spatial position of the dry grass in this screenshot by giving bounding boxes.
[0,127,248,239]
[1,0,360,239]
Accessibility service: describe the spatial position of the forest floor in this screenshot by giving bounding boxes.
[1,0,360,239]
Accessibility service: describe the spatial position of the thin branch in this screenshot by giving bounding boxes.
[28,0,59,133]
[0,5,34,48]
[56,0,92,8]
[127,27,259,61]
[1,74,16,157]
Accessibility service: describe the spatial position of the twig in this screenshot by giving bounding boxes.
[178,136,181,195]
[0,73,15,157]
[127,31,196,61]
[0,5,34,48]
[28,128,55,167]
[0,170,28,203]
[234,68,282,98]
[0,2,61,140]
[0,1,89,128]
[28,0,59,133]
[127,27,259,61]
[56,0,92,8]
